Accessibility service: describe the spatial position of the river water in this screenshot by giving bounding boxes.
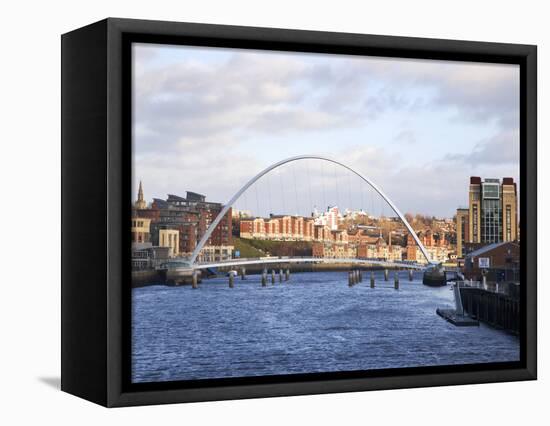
[132,271,519,383]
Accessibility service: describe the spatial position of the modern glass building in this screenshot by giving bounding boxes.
[480,179,503,243]
[466,176,517,245]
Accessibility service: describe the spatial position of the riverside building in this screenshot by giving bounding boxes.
[132,184,234,262]
[456,177,518,258]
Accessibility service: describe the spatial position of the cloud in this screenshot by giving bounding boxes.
[430,64,520,129]
[393,129,417,145]
[132,46,520,218]
[134,48,519,152]
[444,129,519,165]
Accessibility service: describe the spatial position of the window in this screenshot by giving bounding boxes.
[506,205,512,240]
[472,204,478,242]
[481,198,502,243]
[482,182,500,199]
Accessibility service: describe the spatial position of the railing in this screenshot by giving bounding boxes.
[196,256,415,263]
[455,280,482,289]
[455,280,519,297]
[132,255,426,272]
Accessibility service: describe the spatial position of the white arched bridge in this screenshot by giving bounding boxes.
[161,155,440,282]
[161,155,442,287]
[165,155,437,275]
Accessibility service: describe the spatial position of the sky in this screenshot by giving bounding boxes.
[132,42,520,219]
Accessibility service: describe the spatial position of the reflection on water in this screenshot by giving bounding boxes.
[132,271,519,383]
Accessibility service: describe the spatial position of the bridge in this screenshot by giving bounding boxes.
[164,155,437,279]
[193,257,426,270]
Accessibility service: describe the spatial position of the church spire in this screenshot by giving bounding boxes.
[135,180,147,209]
[138,181,144,201]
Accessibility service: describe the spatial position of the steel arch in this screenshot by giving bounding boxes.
[189,155,432,265]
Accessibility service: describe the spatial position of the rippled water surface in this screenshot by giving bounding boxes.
[132,271,519,383]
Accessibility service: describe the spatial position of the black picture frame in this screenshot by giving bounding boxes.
[61,17,537,407]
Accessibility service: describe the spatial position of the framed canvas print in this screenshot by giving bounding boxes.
[61,18,537,407]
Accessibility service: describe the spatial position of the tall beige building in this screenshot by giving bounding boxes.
[456,208,469,258]
[468,177,482,243]
[501,177,518,242]
[459,177,518,257]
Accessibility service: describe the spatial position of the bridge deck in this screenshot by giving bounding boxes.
[191,257,427,270]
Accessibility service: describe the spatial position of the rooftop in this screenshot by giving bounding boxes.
[466,241,519,258]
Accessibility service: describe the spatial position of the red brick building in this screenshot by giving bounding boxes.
[134,191,233,259]
[463,241,519,282]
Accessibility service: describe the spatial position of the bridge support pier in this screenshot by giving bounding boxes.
[192,271,198,289]
[285,269,290,281]
[384,269,388,281]
[370,271,375,288]
[409,269,413,281]
[394,272,399,290]
[271,270,275,284]
[229,273,234,288]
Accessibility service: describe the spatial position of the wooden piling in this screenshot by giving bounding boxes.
[241,267,246,280]
[348,271,354,287]
[384,269,388,281]
[271,270,275,284]
[409,269,413,281]
[285,269,290,281]
[261,273,267,287]
[279,269,283,282]
[394,272,399,290]
[192,271,198,289]
[229,273,234,288]
[370,271,375,288]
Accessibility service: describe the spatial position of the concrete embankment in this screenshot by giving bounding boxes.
[132,269,203,287]
[459,286,520,335]
[132,270,163,288]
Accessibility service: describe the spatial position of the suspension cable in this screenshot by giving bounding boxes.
[292,163,299,216]
[321,161,327,212]
[334,162,339,210]
[267,168,273,216]
[348,170,353,214]
[279,165,286,214]
[306,160,313,217]
[255,181,260,218]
